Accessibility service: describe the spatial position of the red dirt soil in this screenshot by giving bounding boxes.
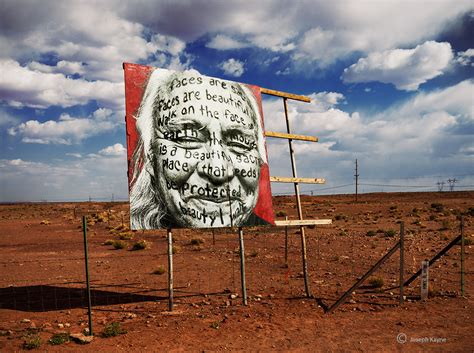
[0,191,473,352]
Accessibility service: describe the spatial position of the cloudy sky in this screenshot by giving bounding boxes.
[0,0,473,202]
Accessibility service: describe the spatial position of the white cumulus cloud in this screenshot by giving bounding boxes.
[220,58,245,77]
[99,143,126,156]
[0,59,124,109]
[341,41,454,91]
[7,109,117,145]
[206,34,249,50]
[455,48,474,66]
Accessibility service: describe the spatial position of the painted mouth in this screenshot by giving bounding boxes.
[186,195,242,204]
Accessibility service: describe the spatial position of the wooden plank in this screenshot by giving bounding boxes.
[260,87,311,102]
[274,219,332,226]
[270,176,326,184]
[265,131,318,142]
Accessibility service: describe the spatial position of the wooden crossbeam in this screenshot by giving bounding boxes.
[260,87,311,103]
[265,131,318,142]
[274,219,332,226]
[270,176,326,184]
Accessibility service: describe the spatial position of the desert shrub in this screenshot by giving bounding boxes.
[48,333,69,345]
[429,214,437,221]
[210,321,220,329]
[101,322,127,338]
[250,250,258,258]
[368,277,384,288]
[275,210,287,217]
[112,240,126,250]
[431,203,444,212]
[131,240,150,251]
[190,238,204,245]
[366,230,376,237]
[118,232,134,240]
[466,207,474,216]
[384,229,397,237]
[23,333,41,350]
[172,245,181,254]
[153,266,166,275]
[439,220,450,231]
[334,214,345,221]
[389,206,397,211]
[458,237,473,246]
[103,239,114,245]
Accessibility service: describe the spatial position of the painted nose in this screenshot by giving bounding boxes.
[197,144,234,185]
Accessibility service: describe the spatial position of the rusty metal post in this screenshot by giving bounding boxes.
[399,222,404,305]
[82,216,93,335]
[238,227,248,305]
[284,216,289,267]
[167,228,174,311]
[283,97,311,297]
[461,216,465,296]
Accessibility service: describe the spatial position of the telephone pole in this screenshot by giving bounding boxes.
[354,159,359,202]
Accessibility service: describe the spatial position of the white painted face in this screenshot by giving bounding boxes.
[152,75,261,227]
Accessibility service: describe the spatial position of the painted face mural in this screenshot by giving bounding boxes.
[124,64,275,229]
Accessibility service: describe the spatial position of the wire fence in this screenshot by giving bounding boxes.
[0,199,471,318]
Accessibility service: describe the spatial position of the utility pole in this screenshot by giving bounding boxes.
[447,178,458,192]
[436,181,445,192]
[354,159,359,202]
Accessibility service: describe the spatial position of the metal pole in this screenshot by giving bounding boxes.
[399,222,404,305]
[283,97,311,297]
[404,234,461,287]
[167,228,174,311]
[238,227,248,305]
[461,216,465,296]
[284,216,289,267]
[327,241,400,313]
[82,216,93,336]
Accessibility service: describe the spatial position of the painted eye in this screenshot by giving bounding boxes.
[227,141,253,154]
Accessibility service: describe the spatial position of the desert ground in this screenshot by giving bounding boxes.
[0,191,472,352]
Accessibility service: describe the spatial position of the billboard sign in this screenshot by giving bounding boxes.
[124,63,275,230]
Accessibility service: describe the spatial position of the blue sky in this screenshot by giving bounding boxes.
[0,0,473,201]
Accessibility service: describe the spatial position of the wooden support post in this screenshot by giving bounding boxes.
[167,228,174,311]
[399,222,404,305]
[283,97,312,297]
[265,131,318,142]
[82,216,93,336]
[270,176,325,184]
[460,216,465,296]
[260,87,311,102]
[238,227,248,305]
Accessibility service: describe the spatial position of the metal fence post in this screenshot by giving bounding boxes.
[285,216,289,267]
[460,216,465,296]
[82,216,93,336]
[399,222,404,305]
[238,227,248,305]
[167,228,174,311]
